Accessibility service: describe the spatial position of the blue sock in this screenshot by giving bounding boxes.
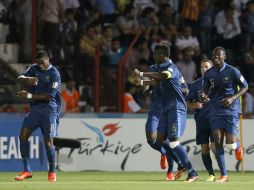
[167,154,174,173]
[215,148,227,176]
[202,153,214,175]
[46,146,56,173]
[173,144,197,176]
[171,149,184,170]
[20,141,31,172]
[148,141,167,155]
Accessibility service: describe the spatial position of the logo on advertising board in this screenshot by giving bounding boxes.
[67,121,142,171]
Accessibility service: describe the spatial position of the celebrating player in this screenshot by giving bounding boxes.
[15,51,61,182]
[202,47,248,182]
[142,64,187,181]
[134,44,198,182]
[186,59,216,182]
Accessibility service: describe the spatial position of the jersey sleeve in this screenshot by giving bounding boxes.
[49,70,61,97]
[233,69,248,89]
[202,73,210,94]
[22,65,35,77]
[185,82,196,101]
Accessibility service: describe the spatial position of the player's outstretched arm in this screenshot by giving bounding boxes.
[134,68,168,80]
[17,90,52,101]
[17,75,38,87]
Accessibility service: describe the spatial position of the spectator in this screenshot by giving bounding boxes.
[105,36,126,67]
[140,7,160,41]
[214,7,241,58]
[176,47,197,84]
[241,0,254,50]
[175,25,200,57]
[243,41,254,84]
[61,78,80,112]
[157,3,179,39]
[242,90,253,118]
[180,0,199,34]
[39,0,64,62]
[115,5,140,46]
[60,9,78,64]
[198,0,215,57]
[123,82,145,113]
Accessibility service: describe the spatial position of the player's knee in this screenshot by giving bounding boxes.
[147,139,156,146]
[19,135,28,143]
[226,143,236,150]
[169,141,180,149]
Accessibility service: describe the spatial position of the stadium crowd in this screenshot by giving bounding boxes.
[0,0,254,116]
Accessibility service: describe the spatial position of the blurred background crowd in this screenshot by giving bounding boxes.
[0,0,253,118]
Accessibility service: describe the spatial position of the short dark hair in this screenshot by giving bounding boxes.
[154,44,170,57]
[36,51,49,59]
[213,46,226,54]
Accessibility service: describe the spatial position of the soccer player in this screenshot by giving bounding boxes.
[143,64,187,181]
[202,47,248,182]
[15,51,61,182]
[134,44,198,182]
[186,59,216,182]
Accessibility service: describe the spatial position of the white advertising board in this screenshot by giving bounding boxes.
[58,118,254,171]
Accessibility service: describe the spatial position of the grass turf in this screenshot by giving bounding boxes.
[0,171,253,190]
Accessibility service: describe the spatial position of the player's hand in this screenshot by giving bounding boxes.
[17,90,28,98]
[26,77,38,86]
[188,102,203,110]
[133,69,141,78]
[221,97,234,107]
[201,93,210,103]
[133,77,142,86]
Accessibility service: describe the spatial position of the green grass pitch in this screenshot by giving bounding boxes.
[0,171,253,190]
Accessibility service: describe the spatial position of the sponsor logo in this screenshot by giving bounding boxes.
[67,122,142,171]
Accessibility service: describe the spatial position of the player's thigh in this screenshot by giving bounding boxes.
[19,127,34,141]
[40,114,58,138]
[195,118,211,145]
[21,111,40,131]
[209,115,226,131]
[167,110,186,140]
[225,115,239,137]
[145,111,159,130]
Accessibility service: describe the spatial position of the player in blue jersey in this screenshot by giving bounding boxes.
[143,63,187,181]
[14,51,61,182]
[186,59,216,182]
[134,44,198,182]
[202,47,248,182]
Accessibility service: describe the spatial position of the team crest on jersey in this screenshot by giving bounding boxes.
[224,77,229,82]
[45,76,50,81]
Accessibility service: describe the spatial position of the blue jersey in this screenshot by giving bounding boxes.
[203,63,248,116]
[22,64,61,115]
[148,64,161,114]
[158,60,187,112]
[186,78,211,124]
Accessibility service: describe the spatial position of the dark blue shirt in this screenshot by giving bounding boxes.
[186,78,210,123]
[158,60,187,112]
[202,63,248,115]
[148,64,162,113]
[22,64,61,115]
